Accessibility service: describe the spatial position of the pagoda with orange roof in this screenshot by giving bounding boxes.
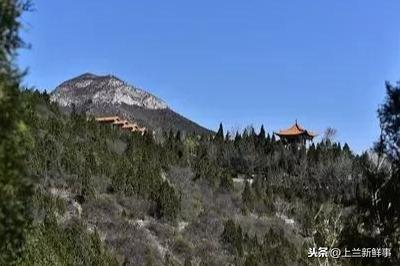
[274,120,317,145]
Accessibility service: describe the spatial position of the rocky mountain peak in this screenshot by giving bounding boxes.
[50,73,168,110]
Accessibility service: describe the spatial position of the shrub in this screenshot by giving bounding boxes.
[155,181,181,221]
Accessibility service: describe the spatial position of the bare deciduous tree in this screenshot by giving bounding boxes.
[323,127,337,143]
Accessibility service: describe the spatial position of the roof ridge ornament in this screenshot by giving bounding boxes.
[274,120,318,145]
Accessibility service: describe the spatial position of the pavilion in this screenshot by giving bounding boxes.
[274,120,317,145]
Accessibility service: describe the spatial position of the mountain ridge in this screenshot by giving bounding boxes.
[51,73,169,110]
[50,73,213,135]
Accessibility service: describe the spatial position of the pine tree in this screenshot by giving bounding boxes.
[221,219,243,256]
[258,125,266,140]
[341,81,400,264]
[378,81,400,162]
[175,130,182,142]
[242,180,255,211]
[234,132,242,146]
[235,225,244,256]
[253,175,265,199]
[216,122,224,142]
[343,143,351,154]
[225,131,231,141]
[155,181,181,221]
[266,133,271,143]
[183,257,192,266]
[0,1,33,264]
[219,169,233,191]
[244,253,259,266]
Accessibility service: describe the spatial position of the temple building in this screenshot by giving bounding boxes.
[95,116,146,134]
[274,120,317,145]
[95,116,120,124]
[112,119,128,127]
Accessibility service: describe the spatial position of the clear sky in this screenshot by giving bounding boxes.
[18,0,400,153]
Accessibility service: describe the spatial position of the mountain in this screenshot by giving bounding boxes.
[50,73,212,135]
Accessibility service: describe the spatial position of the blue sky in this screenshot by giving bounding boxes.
[19,0,400,152]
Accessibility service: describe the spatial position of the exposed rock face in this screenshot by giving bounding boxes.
[51,73,168,110]
[50,73,212,135]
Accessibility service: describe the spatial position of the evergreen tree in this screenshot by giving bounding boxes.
[225,131,231,141]
[193,144,220,187]
[235,225,244,256]
[216,122,224,142]
[221,219,236,245]
[234,132,242,147]
[378,81,400,163]
[221,219,243,256]
[242,180,255,211]
[258,125,266,140]
[244,253,259,266]
[219,169,233,191]
[175,130,182,142]
[183,257,192,266]
[266,133,271,143]
[0,1,34,264]
[155,181,181,221]
[341,81,400,264]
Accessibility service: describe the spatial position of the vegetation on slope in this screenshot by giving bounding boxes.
[0,0,35,264]
[1,1,399,265]
[17,87,396,265]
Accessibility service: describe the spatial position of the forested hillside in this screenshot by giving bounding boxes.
[1,1,399,265]
[2,87,395,265]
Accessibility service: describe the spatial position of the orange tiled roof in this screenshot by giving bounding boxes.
[95,115,147,135]
[95,116,120,123]
[275,121,317,137]
[122,123,136,130]
[113,119,128,126]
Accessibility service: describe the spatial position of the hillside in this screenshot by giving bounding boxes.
[2,2,400,265]
[50,73,213,135]
[12,90,371,265]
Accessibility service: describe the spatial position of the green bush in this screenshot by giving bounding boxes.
[155,181,181,221]
[19,217,118,266]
